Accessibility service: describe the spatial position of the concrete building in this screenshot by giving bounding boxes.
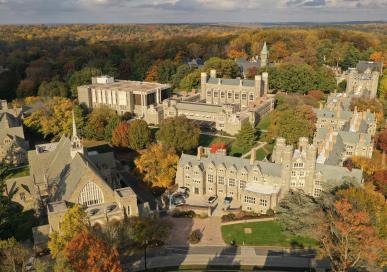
[0,100,29,166]
[176,138,362,214]
[77,76,171,124]
[346,61,381,99]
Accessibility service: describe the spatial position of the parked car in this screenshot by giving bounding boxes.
[175,191,189,199]
[224,196,233,205]
[179,186,190,193]
[208,195,218,204]
[172,195,185,206]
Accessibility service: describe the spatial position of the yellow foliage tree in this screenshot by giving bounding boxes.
[351,156,384,176]
[135,143,179,188]
[48,204,89,258]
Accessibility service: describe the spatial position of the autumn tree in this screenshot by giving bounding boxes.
[64,230,122,272]
[38,79,69,97]
[318,199,384,271]
[23,97,74,140]
[84,106,119,140]
[0,237,31,272]
[377,128,387,167]
[156,116,200,153]
[68,67,101,97]
[203,57,241,78]
[369,51,383,63]
[371,170,387,197]
[129,217,172,248]
[307,90,325,101]
[135,144,179,188]
[179,69,201,91]
[111,122,130,148]
[351,156,384,176]
[127,119,151,150]
[48,205,89,258]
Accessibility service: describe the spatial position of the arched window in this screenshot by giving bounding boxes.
[78,182,104,207]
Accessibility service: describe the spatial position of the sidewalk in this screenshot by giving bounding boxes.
[221,217,275,226]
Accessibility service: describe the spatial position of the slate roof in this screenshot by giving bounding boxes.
[0,112,28,149]
[235,58,261,72]
[207,78,255,87]
[179,153,282,177]
[314,108,353,120]
[356,61,382,73]
[316,163,362,182]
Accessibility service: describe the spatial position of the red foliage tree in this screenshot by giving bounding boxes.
[307,90,325,101]
[372,170,387,197]
[377,128,387,167]
[111,122,130,148]
[210,143,226,154]
[64,230,122,272]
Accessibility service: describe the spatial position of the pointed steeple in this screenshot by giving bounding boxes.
[261,41,268,54]
[70,109,84,158]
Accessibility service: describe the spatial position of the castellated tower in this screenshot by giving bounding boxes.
[304,143,317,195]
[200,72,208,99]
[280,144,294,197]
[272,137,286,164]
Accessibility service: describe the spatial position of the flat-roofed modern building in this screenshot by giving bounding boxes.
[78,76,171,124]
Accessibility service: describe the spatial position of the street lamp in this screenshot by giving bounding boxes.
[144,239,148,271]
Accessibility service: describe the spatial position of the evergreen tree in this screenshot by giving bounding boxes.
[128,119,151,150]
[233,122,257,154]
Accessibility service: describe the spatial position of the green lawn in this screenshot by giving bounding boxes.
[6,166,30,179]
[198,134,234,147]
[256,115,271,131]
[255,143,274,161]
[222,220,316,247]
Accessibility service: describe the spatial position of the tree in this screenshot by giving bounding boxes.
[111,122,130,148]
[84,107,119,140]
[307,90,325,101]
[277,190,324,240]
[64,230,122,272]
[16,79,37,97]
[268,106,316,146]
[232,122,256,155]
[318,199,384,271]
[156,116,200,153]
[68,67,101,97]
[0,237,31,272]
[203,57,240,78]
[48,205,89,258]
[171,64,191,90]
[135,144,179,188]
[179,69,201,91]
[23,97,74,140]
[128,119,151,150]
[377,128,387,167]
[129,217,172,248]
[371,170,387,197]
[369,51,383,63]
[210,143,226,154]
[38,80,69,97]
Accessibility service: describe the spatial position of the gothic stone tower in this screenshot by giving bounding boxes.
[70,110,84,158]
[260,41,268,68]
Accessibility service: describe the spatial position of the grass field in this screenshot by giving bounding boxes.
[198,134,234,147]
[6,166,30,179]
[255,143,274,161]
[256,115,271,131]
[222,220,316,247]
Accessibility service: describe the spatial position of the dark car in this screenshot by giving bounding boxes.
[172,195,185,206]
[208,195,218,204]
[224,196,233,205]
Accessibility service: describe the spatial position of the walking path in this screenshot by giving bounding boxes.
[127,245,325,271]
[221,217,275,226]
[241,141,267,159]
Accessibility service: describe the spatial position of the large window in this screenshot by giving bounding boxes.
[78,182,104,207]
[217,176,224,185]
[244,196,255,204]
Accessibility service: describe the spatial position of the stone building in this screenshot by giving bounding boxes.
[6,114,139,248]
[200,69,269,106]
[235,41,269,78]
[176,138,362,214]
[313,95,376,165]
[78,76,171,124]
[0,100,29,166]
[346,61,381,99]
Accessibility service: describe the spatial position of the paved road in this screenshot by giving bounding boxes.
[125,245,322,271]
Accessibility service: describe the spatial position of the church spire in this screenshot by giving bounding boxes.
[260,41,268,68]
[70,109,84,158]
[261,41,268,54]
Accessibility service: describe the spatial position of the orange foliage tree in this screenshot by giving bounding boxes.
[64,230,122,272]
[307,90,325,101]
[210,143,226,154]
[111,122,130,148]
[369,51,383,63]
[319,199,384,271]
[377,128,387,167]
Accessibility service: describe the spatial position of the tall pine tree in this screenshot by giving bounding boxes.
[233,122,257,154]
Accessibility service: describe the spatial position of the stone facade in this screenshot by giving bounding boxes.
[313,94,376,165]
[345,61,380,99]
[176,138,362,215]
[77,76,171,124]
[0,100,29,166]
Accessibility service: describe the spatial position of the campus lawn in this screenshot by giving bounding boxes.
[221,220,317,247]
[6,166,30,179]
[198,134,234,148]
[256,115,271,131]
[255,142,274,161]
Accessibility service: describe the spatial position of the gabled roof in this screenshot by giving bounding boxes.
[356,61,382,73]
[315,164,362,183]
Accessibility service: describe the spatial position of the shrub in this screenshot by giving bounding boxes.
[266,209,275,216]
[189,229,202,244]
[171,209,196,218]
[221,213,236,222]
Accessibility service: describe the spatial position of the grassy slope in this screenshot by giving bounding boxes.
[222,221,316,247]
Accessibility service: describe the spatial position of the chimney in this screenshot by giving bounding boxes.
[319,102,323,110]
[240,79,243,86]
[250,148,257,165]
[197,146,204,160]
[354,106,358,113]
[210,69,217,78]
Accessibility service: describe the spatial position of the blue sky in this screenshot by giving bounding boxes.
[0,0,386,24]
